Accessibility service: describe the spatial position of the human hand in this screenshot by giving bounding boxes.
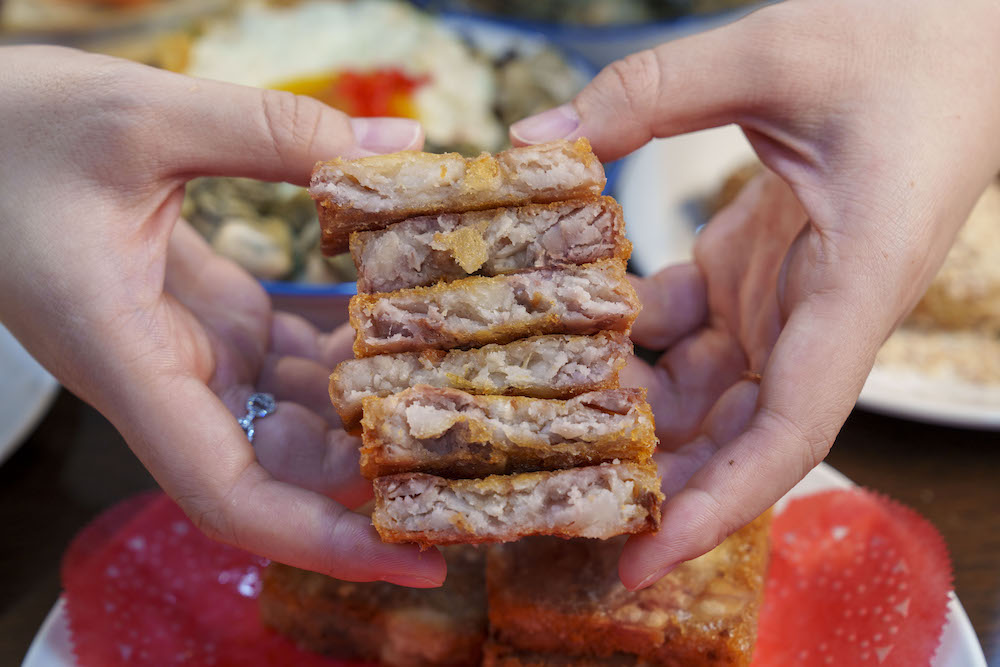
[0,45,445,586]
[510,0,1000,588]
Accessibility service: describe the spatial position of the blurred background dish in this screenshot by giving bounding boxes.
[0,325,60,466]
[413,0,774,68]
[617,124,1000,429]
[2,0,614,330]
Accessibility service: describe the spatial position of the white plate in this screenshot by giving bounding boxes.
[618,125,1000,429]
[23,463,985,666]
[0,324,59,466]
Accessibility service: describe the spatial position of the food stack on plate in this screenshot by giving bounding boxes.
[313,138,663,546]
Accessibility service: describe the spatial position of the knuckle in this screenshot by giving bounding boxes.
[601,49,662,122]
[761,406,834,473]
[258,89,325,168]
[178,485,242,548]
[736,5,820,111]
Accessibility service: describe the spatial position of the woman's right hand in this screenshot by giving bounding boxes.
[511,0,1000,588]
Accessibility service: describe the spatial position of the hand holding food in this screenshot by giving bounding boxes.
[511,0,1000,589]
[0,45,447,587]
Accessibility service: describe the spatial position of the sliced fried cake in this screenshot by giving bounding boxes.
[311,138,605,254]
[372,461,662,547]
[260,546,486,666]
[360,386,655,478]
[486,512,772,666]
[349,259,639,357]
[351,196,629,293]
[329,332,632,431]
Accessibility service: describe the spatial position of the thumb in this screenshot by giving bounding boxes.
[147,68,423,185]
[510,8,780,161]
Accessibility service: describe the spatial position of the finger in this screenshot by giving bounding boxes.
[648,378,760,502]
[220,385,365,504]
[138,67,424,185]
[509,7,784,160]
[693,171,808,371]
[270,311,323,361]
[628,264,707,350]
[256,354,341,426]
[621,328,746,448]
[106,371,444,587]
[318,322,358,369]
[164,221,271,390]
[617,288,878,590]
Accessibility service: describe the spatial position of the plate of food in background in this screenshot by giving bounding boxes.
[173,1,618,330]
[617,124,1000,429]
[412,0,774,68]
[3,0,615,331]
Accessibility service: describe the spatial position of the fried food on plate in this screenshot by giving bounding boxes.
[372,461,662,546]
[487,512,772,666]
[311,138,605,253]
[260,546,486,666]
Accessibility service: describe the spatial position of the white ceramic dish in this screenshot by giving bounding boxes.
[23,462,985,666]
[0,324,59,466]
[617,124,1000,430]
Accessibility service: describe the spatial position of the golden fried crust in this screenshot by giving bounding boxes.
[348,260,640,358]
[313,138,605,254]
[260,547,486,666]
[328,332,633,432]
[372,463,663,547]
[358,387,657,479]
[486,511,772,666]
[482,641,646,666]
[348,196,632,293]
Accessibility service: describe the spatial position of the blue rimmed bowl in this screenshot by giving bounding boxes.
[414,1,773,69]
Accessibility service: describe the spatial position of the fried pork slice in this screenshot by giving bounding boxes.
[372,462,662,547]
[329,332,632,431]
[360,386,656,479]
[311,138,606,254]
[351,196,629,293]
[260,546,486,666]
[349,259,639,357]
[486,512,772,666]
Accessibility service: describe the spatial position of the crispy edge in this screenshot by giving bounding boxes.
[482,640,644,666]
[358,388,656,479]
[348,196,632,292]
[260,555,488,665]
[371,463,663,547]
[486,512,773,666]
[314,139,605,254]
[329,332,633,432]
[348,259,640,358]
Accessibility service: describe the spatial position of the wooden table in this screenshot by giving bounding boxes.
[2,391,998,664]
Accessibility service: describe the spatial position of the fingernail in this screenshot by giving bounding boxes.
[381,573,443,589]
[351,117,421,154]
[627,563,678,592]
[510,103,580,144]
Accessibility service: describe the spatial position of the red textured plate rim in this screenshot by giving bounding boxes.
[23,463,987,667]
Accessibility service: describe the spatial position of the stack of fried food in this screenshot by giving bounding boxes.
[259,514,772,666]
[315,138,663,546]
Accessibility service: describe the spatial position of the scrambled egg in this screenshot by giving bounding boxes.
[184,0,503,152]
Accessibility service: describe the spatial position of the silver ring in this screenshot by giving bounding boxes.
[238,392,276,443]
